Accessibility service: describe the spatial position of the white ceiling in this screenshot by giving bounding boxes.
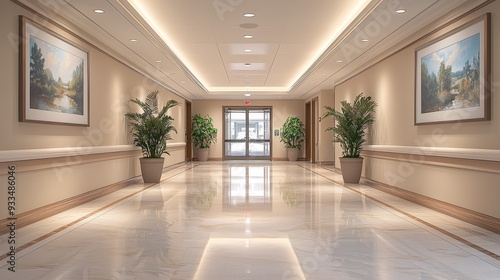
[126,0,373,92]
[21,0,480,100]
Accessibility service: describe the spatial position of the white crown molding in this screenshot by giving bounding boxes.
[364,145,500,162]
[0,143,186,163]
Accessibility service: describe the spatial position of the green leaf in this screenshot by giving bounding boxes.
[322,93,377,157]
[124,91,180,158]
[191,114,218,149]
[279,116,305,149]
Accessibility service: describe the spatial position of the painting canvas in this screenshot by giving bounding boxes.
[415,14,490,125]
[20,16,89,126]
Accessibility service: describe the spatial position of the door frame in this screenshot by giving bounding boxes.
[305,101,311,161]
[311,97,318,163]
[185,100,192,161]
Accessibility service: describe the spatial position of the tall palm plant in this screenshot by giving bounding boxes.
[323,93,377,158]
[125,90,179,158]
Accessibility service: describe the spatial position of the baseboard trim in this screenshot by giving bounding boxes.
[192,157,223,161]
[318,161,335,165]
[0,175,143,235]
[321,164,500,234]
[0,161,192,234]
[359,177,500,234]
[273,157,307,161]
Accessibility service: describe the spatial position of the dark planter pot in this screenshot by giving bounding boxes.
[339,157,363,183]
[139,157,165,183]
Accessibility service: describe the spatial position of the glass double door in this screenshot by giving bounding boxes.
[224,107,271,160]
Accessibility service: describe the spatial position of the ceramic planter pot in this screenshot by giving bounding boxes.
[287,148,299,161]
[339,157,363,183]
[198,148,209,162]
[139,157,165,183]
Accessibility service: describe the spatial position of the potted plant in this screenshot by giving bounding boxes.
[191,114,217,162]
[280,116,305,161]
[323,93,377,183]
[125,90,179,183]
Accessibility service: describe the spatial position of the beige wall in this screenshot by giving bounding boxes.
[191,99,304,160]
[334,1,500,218]
[0,2,186,219]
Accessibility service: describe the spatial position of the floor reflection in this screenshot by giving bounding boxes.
[1,162,498,279]
[186,181,218,211]
[223,165,272,211]
[132,188,172,273]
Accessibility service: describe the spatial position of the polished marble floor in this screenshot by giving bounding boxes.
[1,162,499,280]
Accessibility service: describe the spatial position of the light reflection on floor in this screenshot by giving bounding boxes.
[194,238,305,280]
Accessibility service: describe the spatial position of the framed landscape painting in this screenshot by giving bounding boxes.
[415,14,490,125]
[19,16,89,126]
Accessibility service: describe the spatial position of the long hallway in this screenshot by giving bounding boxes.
[1,162,499,279]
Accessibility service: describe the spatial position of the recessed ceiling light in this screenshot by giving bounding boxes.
[129,39,138,42]
[321,73,328,76]
[244,49,252,52]
[361,39,369,42]
[336,60,343,63]
[243,35,254,39]
[156,60,162,63]
[245,63,251,67]
[396,9,406,14]
[94,9,105,14]
[243,13,255,18]
[244,93,251,97]
[181,80,186,84]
